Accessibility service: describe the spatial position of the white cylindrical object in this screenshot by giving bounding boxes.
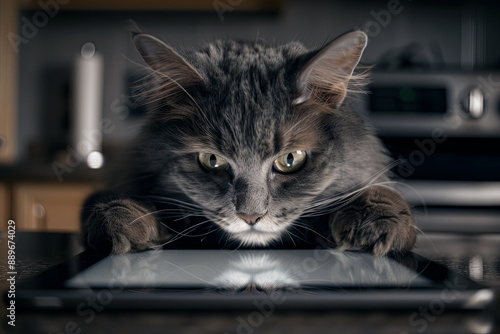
[72,42,104,165]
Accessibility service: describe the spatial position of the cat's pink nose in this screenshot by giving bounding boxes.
[237,213,264,226]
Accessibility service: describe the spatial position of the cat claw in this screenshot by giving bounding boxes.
[330,186,417,256]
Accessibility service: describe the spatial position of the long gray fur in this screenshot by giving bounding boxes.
[81,31,416,255]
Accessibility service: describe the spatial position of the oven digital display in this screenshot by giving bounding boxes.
[369,86,447,114]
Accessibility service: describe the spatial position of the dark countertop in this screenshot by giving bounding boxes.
[1,232,499,334]
[0,143,129,183]
[0,163,109,183]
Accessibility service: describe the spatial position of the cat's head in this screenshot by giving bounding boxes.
[133,31,384,246]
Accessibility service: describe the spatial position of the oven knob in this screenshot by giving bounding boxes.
[462,87,484,119]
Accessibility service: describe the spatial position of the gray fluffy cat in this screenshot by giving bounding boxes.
[82,31,416,256]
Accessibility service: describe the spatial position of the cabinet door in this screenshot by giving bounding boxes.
[14,183,97,232]
[0,0,18,163]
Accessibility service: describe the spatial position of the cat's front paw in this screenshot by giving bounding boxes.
[82,195,160,254]
[331,185,416,256]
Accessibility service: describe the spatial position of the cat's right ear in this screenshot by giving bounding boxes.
[133,34,205,102]
[294,31,368,108]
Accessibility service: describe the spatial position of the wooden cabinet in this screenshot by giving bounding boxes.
[13,183,97,232]
[0,0,18,163]
[0,183,10,231]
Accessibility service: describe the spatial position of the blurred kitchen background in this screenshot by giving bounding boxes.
[0,0,499,238]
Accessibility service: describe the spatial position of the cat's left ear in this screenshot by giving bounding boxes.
[295,31,368,108]
[133,33,205,102]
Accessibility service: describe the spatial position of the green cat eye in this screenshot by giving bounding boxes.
[273,150,307,173]
[199,153,229,171]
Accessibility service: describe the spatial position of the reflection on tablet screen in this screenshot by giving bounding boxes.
[66,250,431,291]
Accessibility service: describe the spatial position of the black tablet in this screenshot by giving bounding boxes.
[14,249,495,310]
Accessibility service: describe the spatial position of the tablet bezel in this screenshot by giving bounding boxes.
[13,250,495,311]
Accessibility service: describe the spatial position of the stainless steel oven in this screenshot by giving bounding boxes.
[354,71,500,233]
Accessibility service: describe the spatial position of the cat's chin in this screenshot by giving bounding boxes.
[230,230,281,247]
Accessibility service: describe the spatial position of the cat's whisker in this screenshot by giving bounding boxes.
[123,54,215,129]
[221,232,230,247]
[412,224,435,251]
[300,189,364,216]
[158,219,218,246]
[301,195,357,216]
[126,207,203,226]
[162,213,208,222]
[317,159,404,203]
[284,228,310,246]
[200,224,217,243]
[277,234,284,246]
[226,233,243,250]
[152,70,208,121]
[283,261,331,284]
[214,218,233,247]
[301,180,402,217]
[109,171,163,191]
[281,229,296,246]
[154,202,202,213]
[305,185,368,205]
[303,179,427,238]
[145,195,204,209]
[141,205,200,215]
[158,259,219,286]
[291,221,334,243]
[383,180,430,217]
[168,226,221,243]
[166,219,214,237]
[172,213,207,222]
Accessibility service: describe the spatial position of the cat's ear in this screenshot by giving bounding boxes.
[295,31,368,107]
[133,33,204,101]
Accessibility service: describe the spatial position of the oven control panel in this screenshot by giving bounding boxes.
[354,71,500,138]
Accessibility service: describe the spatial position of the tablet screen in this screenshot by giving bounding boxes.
[65,250,432,290]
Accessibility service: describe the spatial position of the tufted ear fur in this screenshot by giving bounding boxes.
[295,31,368,108]
[133,33,205,111]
